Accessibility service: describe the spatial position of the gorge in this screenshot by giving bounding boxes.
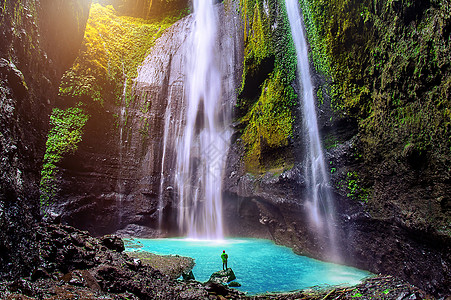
[0,0,450,298]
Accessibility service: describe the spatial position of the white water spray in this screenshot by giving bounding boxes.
[285,0,338,260]
[175,0,230,239]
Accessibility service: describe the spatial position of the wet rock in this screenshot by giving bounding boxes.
[76,269,102,292]
[228,281,241,287]
[101,235,125,252]
[182,270,195,281]
[208,268,236,285]
[60,271,84,286]
[0,58,28,97]
[126,251,194,279]
[0,0,90,283]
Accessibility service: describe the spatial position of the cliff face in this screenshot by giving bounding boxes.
[0,0,91,279]
[3,0,447,296]
[223,0,450,296]
[49,1,244,237]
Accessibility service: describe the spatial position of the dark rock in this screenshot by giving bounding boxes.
[8,279,34,296]
[126,251,194,279]
[60,271,84,286]
[42,212,62,224]
[228,281,241,287]
[30,268,50,281]
[75,269,102,292]
[205,281,230,296]
[0,0,91,283]
[182,270,195,281]
[101,235,125,252]
[0,58,28,97]
[0,223,219,299]
[208,268,236,285]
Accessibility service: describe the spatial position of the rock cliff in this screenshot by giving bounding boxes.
[2,0,449,297]
[0,0,91,279]
[223,0,450,297]
[50,1,244,237]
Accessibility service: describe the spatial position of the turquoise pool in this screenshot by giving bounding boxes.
[125,238,371,295]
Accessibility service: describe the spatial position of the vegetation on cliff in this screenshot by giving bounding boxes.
[300,0,450,235]
[39,3,187,208]
[238,0,297,173]
[40,106,89,208]
[58,3,186,105]
[1,0,92,280]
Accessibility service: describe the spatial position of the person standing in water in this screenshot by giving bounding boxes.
[221,250,228,270]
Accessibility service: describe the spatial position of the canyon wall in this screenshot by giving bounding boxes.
[50,1,244,237]
[2,0,448,296]
[0,0,91,279]
[223,0,450,296]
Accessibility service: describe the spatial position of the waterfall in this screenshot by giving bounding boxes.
[175,0,231,239]
[116,79,127,228]
[285,0,338,260]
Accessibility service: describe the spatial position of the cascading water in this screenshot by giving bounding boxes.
[116,79,128,227]
[285,0,338,260]
[175,0,231,239]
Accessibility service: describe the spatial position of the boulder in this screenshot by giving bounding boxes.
[228,281,241,287]
[101,235,125,252]
[205,281,229,296]
[182,270,195,281]
[208,268,236,285]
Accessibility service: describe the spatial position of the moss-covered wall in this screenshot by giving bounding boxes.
[39,3,188,208]
[237,0,297,173]
[301,0,450,161]
[59,3,186,105]
[300,0,450,236]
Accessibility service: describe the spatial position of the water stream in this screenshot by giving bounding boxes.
[116,79,128,228]
[285,0,338,260]
[175,0,230,239]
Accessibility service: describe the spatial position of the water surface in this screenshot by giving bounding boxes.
[125,238,371,295]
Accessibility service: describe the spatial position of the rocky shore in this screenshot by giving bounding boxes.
[0,223,442,300]
[126,250,195,280]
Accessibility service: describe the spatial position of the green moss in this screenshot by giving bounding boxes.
[238,0,297,173]
[323,133,340,150]
[240,1,273,92]
[40,3,186,209]
[339,171,371,203]
[1,1,41,72]
[300,0,450,188]
[241,70,295,172]
[59,3,186,105]
[40,105,89,208]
